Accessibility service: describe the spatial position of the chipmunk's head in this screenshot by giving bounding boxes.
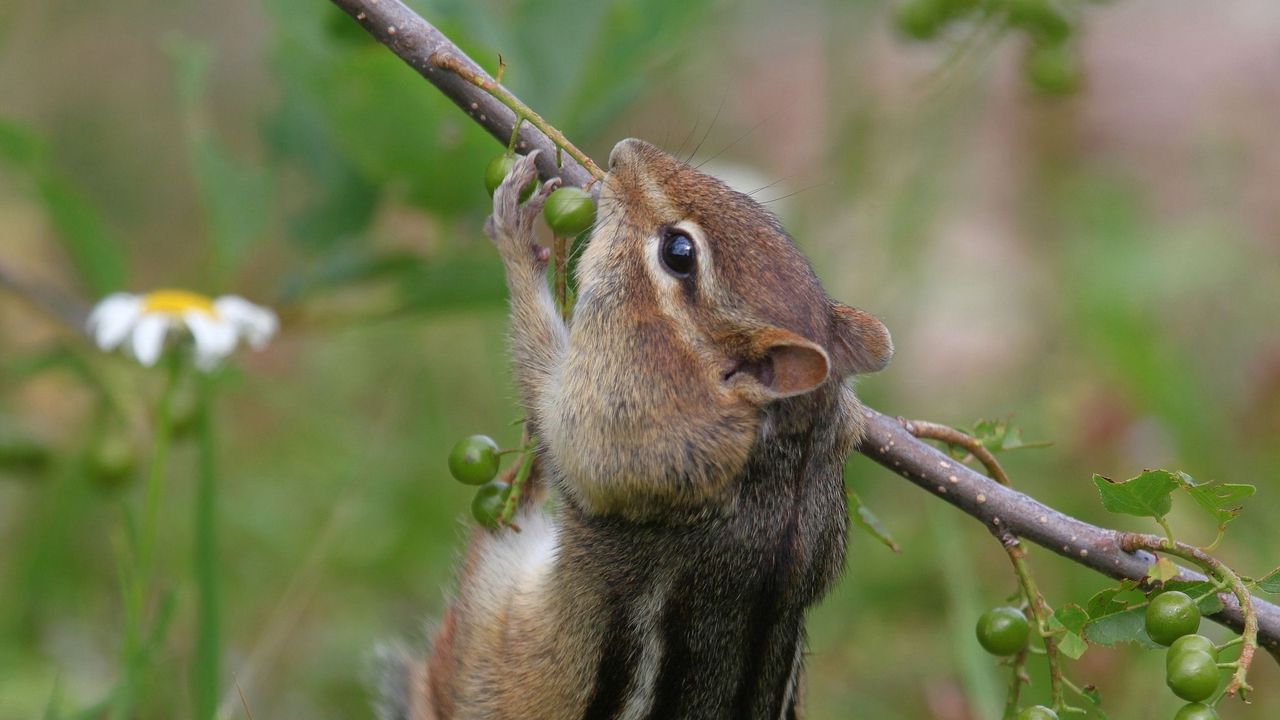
[553,139,892,521]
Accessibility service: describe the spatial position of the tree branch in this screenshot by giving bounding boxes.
[329,0,1280,664]
[328,0,595,191]
[859,408,1280,663]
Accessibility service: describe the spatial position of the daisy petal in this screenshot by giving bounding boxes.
[86,294,143,351]
[130,314,170,367]
[214,295,279,349]
[184,311,238,371]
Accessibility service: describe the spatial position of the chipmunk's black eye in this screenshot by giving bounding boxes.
[660,231,696,277]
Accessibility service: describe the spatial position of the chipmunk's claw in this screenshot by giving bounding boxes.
[486,151,560,270]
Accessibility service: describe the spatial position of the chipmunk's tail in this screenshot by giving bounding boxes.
[372,641,435,720]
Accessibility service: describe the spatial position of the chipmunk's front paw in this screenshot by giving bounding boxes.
[485,150,559,269]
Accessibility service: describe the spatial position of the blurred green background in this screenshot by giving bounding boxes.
[1,0,1278,718]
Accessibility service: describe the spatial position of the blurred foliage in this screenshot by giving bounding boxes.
[2,0,1279,718]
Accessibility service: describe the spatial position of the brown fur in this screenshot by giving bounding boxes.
[383,140,892,720]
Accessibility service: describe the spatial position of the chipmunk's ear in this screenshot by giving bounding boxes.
[829,302,893,376]
[727,326,832,402]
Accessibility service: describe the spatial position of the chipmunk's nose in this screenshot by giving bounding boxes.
[608,138,646,170]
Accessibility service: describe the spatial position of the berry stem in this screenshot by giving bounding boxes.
[1007,541,1066,712]
[1001,646,1029,720]
[498,436,537,527]
[430,51,605,184]
[1217,636,1244,651]
[907,420,1068,714]
[1119,533,1257,700]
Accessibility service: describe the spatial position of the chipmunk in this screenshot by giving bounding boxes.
[380,139,892,720]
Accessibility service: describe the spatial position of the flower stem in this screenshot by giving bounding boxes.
[136,354,181,586]
[192,373,221,720]
[112,352,182,720]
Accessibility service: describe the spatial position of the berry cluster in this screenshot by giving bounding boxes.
[894,0,1083,95]
[484,153,597,236]
[447,434,510,529]
[1146,591,1225,718]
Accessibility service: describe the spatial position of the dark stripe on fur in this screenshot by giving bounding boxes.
[732,429,814,718]
[644,573,695,720]
[580,590,638,720]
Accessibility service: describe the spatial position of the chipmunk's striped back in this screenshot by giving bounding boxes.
[384,141,891,719]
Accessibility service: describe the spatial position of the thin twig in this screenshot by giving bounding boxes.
[328,0,596,192]
[904,418,1011,487]
[429,52,604,185]
[1120,533,1258,699]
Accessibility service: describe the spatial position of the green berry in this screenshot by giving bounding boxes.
[1174,702,1219,720]
[1025,41,1080,96]
[894,0,946,40]
[1146,591,1201,646]
[448,435,501,486]
[1016,706,1058,720]
[484,154,535,200]
[1167,634,1218,669]
[543,187,597,236]
[1165,650,1220,703]
[471,480,511,529]
[1007,0,1072,42]
[975,606,1030,656]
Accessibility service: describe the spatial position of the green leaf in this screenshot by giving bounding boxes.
[1049,604,1089,659]
[1057,630,1088,660]
[0,117,128,295]
[1092,469,1183,520]
[36,176,129,296]
[1181,478,1255,527]
[1163,580,1225,615]
[1257,567,1280,594]
[1085,580,1144,618]
[848,489,901,553]
[167,36,271,285]
[1086,587,1125,618]
[966,417,1052,454]
[1053,603,1089,635]
[1082,604,1159,649]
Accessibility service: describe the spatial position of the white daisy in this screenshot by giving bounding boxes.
[86,290,278,371]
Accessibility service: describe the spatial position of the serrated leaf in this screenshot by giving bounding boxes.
[1257,568,1280,594]
[1085,581,1143,618]
[1182,479,1255,527]
[1053,603,1089,635]
[1146,557,1179,584]
[847,489,901,553]
[1092,470,1183,520]
[1082,605,1159,648]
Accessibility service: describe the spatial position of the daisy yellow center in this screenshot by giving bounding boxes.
[142,289,218,317]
